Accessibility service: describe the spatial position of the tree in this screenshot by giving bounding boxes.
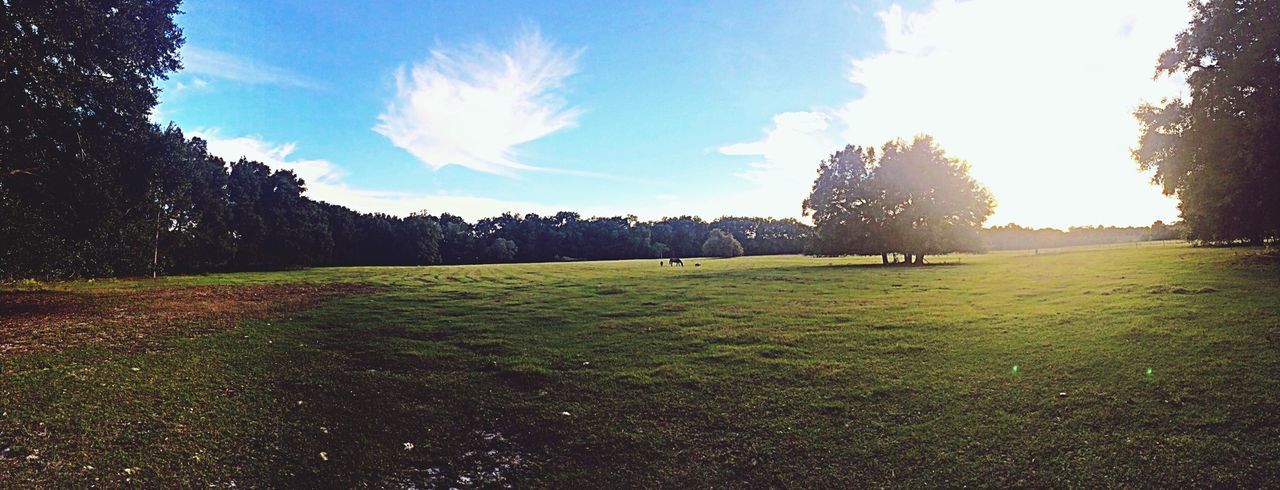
[711,216,813,255]
[702,229,744,258]
[873,136,994,264]
[1133,0,1280,244]
[400,215,443,265]
[485,238,519,262]
[803,136,994,264]
[227,160,272,269]
[651,216,710,258]
[227,160,335,270]
[1149,220,1186,241]
[0,0,184,277]
[173,138,236,272]
[323,203,361,266]
[803,145,887,260]
[437,213,478,264]
[146,129,236,275]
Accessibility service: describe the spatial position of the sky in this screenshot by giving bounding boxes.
[156,0,1193,229]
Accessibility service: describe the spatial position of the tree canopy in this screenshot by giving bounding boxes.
[701,229,744,258]
[1133,0,1280,244]
[1,0,185,277]
[804,135,995,264]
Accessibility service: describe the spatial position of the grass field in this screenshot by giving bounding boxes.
[2,243,1279,486]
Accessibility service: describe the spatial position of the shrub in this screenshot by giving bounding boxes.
[702,229,744,258]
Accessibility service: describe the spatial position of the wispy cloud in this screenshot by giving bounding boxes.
[190,130,573,220]
[720,112,836,183]
[190,129,345,186]
[171,77,211,94]
[721,0,1190,228]
[374,27,583,176]
[181,46,322,89]
[714,112,837,219]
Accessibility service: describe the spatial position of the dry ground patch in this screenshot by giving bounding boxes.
[0,283,378,357]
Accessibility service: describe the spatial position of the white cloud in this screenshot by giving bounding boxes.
[720,112,836,183]
[191,129,346,187]
[171,77,210,94]
[374,27,583,175]
[714,112,838,220]
[723,0,1191,228]
[190,130,563,221]
[181,46,321,89]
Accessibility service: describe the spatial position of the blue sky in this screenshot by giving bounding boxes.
[157,0,1189,228]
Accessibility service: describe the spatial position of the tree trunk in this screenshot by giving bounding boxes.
[152,206,161,279]
[915,253,925,265]
[881,253,889,265]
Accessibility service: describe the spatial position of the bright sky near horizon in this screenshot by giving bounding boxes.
[157,0,1191,229]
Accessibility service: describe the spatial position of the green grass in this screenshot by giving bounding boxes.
[2,243,1279,486]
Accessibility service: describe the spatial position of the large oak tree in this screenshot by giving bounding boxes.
[1133,0,1279,244]
[804,135,994,264]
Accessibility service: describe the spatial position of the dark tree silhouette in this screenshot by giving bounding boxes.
[1133,0,1280,244]
[0,0,184,277]
[804,136,994,264]
[803,145,886,261]
[702,229,744,258]
[651,216,709,258]
[485,238,519,262]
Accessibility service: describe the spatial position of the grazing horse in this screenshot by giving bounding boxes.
[669,257,684,267]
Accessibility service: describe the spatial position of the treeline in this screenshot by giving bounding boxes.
[3,123,814,277]
[2,121,816,277]
[450,214,810,264]
[982,221,1186,251]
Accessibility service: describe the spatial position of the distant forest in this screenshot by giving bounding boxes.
[983,222,1185,251]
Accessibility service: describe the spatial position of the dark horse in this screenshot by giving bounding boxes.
[669,257,684,267]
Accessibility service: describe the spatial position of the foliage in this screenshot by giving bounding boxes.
[804,136,995,263]
[709,217,812,255]
[0,0,184,277]
[1133,0,1280,244]
[701,229,744,257]
[436,213,478,264]
[650,216,709,258]
[485,238,519,262]
[982,221,1186,251]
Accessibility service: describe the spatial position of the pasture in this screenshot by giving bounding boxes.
[2,243,1278,486]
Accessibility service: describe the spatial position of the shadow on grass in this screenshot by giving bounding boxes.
[662,260,972,286]
[234,298,557,488]
[819,262,968,270]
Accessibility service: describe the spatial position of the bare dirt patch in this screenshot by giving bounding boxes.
[0,283,379,357]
